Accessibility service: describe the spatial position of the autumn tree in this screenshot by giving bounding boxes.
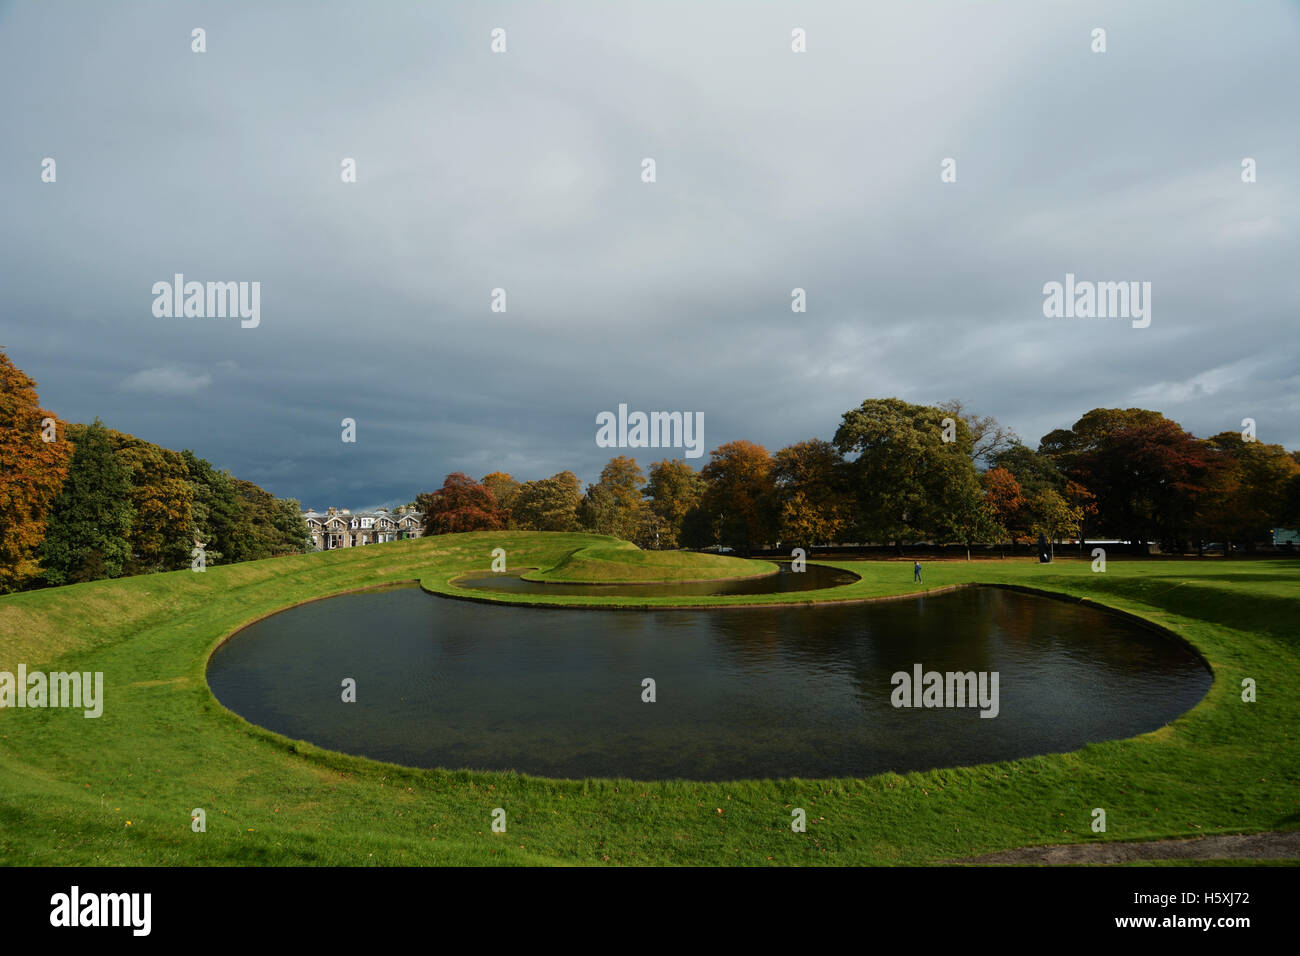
[1063,480,1098,545]
[481,472,522,523]
[1038,407,1168,463]
[771,439,850,552]
[67,424,194,574]
[642,459,704,549]
[579,456,647,542]
[990,441,1096,550]
[981,466,1027,547]
[37,420,135,585]
[1200,432,1300,551]
[990,442,1067,497]
[511,471,583,532]
[1042,410,1219,550]
[0,350,72,592]
[417,473,505,535]
[696,440,777,555]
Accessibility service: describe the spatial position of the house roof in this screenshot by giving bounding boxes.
[303,507,420,519]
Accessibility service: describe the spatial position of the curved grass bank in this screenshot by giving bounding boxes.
[0,530,1296,866]
[519,542,779,584]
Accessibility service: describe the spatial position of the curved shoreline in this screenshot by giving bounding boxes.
[517,565,784,585]
[421,568,1212,680]
[8,533,1281,866]
[427,574,946,612]
[519,543,781,586]
[204,578,422,659]
[450,562,858,594]
[201,575,1215,784]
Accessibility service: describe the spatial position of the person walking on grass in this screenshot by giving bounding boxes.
[913,561,922,583]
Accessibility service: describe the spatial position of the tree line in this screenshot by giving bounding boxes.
[1,350,310,593]
[7,335,1297,595]
[417,398,1300,557]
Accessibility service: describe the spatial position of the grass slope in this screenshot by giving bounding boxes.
[521,542,778,583]
[0,531,1296,866]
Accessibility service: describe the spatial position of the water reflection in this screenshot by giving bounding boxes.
[453,561,858,597]
[207,585,1211,781]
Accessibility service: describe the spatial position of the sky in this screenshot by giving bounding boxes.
[2,0,1297,510]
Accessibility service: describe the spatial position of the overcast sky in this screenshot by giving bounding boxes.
[2,0,1297,509]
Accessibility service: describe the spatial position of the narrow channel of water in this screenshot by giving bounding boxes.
[454,561,858,597]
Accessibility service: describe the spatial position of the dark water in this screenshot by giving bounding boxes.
[455,561,858,597]
[207,586,1211,781]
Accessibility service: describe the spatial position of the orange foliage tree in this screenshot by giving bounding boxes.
[697,440,777,554]
[981,466,1027,544]
[0,350,73,592]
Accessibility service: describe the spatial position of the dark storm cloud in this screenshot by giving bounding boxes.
[2,0,1296,507]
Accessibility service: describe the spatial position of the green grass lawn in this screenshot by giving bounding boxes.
[0,530,1296,866]
[520,541,778,583]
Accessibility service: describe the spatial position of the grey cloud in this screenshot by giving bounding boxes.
[1,0,1296,507]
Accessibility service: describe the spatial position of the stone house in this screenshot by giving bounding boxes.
[301,506,424,551]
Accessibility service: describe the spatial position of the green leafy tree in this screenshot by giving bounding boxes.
[578,483,619,537]
[272,497,314,554]
[226,478,311,559]
[989,442,1067,497]
[1024,486,1083,557]
[512,471,583,532]
[37,420,135,585]
[932,458,1003,560]
[642,459,704,549]
[579,456,647,541]
[1281,472,1300,533]
[678,503,716,550]
[833,398,982,547]
[69,425,194,574]
[183,450,239,565]
[771,439,850,552]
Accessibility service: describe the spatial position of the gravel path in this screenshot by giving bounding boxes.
[954,830,1300,865]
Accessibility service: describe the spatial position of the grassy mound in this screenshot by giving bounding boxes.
[0,530,1296,866]
[522,543,778,583]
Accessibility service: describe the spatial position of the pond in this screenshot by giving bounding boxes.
[453,561,858,597]
[206,585,1211,781]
